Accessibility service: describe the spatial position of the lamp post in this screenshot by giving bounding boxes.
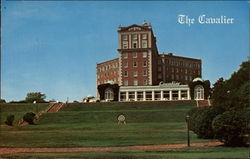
[185,115,190,147]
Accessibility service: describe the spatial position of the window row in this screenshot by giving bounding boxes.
[123,79,148,86]
[122,33,148,41]
[122,40,148,49]
[123,61,147,68]
[162,59,201,68]
[124,70,148,77]
[122,52,148,58]
[158,67,201,75]
[97,63,118,73]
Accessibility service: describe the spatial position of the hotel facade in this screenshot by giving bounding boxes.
[97,23,206,102]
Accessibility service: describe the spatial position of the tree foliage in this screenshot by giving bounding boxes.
[188,60,250,146]
[212,60,250,111]
[188,107,220,139]
[23,112,36,124]
[212,109,250,146]
[25,92,46,103]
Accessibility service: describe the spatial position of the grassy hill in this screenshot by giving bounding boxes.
[0,101,249,158]
[0,103,50,125]
[1,101,202,148]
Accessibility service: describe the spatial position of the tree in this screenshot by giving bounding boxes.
[0,99,6,103]
[211,60,250,111]
[212,109,250,146]
[25,92,46,103]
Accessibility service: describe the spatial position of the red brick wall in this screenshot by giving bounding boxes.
[97,58,119,85]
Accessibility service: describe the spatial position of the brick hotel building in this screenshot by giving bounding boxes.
[97,22,205,102]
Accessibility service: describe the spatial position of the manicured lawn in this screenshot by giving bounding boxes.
[2,146,249,159]
[0,103,50,125]
[0,101,248,158]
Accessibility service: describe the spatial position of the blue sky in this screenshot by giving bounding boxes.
[2,1,249,102]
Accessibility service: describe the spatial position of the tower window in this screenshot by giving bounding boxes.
[124,71,128,77]
[133,80,138,86]
[133,61,137,67]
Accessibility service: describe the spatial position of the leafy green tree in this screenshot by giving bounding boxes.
[212,60,250,111]
[25,92,46,103]
[212,109,250,146]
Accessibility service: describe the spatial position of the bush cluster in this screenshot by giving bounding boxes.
[188,60,250,146]
[212,109,250,146]
[5,114,15,126]
[188,107,220,139]
[23,112,36,124]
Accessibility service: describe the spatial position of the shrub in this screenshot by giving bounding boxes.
[212,109,250,146]
[23,112,36,124]
[5,114,15,126]
[188,107,220,139]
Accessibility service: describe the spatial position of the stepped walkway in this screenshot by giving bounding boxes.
[0,141,223,155]
[46,102,65,113]
[196,100,211,107]
[18,103,65,127]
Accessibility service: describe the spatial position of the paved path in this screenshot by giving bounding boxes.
[0,142,222,155]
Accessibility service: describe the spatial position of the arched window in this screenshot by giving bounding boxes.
[194,85,204,100]
[105,88,114,101]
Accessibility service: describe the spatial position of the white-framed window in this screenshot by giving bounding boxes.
[123,41,128,49]
[132,52,137,58]
[132,34,137,40]
[142,40,147,48]
[133,80,138,86]
[143,70,147,76]
[105,88,114,101]
[133,71,138,77]
[123,53,128,58]
[143,52,147,58]
[133,61,137,67]
[124,62,128,68]
[143,61,147,67]
[142,33,147,39]
[143,80,147,86]
[124,71,128,77]
[124,80,128,86]
[122,35,128,40]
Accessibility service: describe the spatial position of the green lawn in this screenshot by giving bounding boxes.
[0,103,50,125]
[0,101,248,158]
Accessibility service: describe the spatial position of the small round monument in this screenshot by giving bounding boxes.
[117,114,126,124]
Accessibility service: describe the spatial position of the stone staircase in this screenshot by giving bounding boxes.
[46,102,65,113]
[196,100,211,107]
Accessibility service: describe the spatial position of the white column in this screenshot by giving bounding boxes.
[178,90,181,100]
[152,91,155,101]
[160,90,164,100]
[126,91,129,101]
[135,91,137,101]
[143,91,146,101]
[187,89,190,100]
[170,90,172,100]
[118,91,121,101]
